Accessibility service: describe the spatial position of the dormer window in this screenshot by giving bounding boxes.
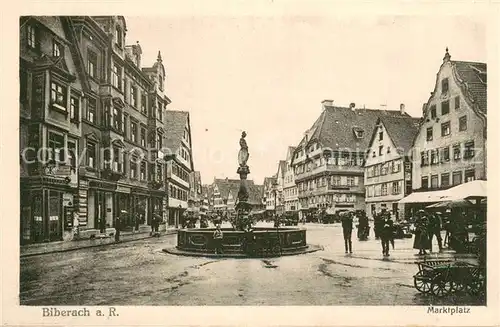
[115,26,123,48]
[353,127,364,139]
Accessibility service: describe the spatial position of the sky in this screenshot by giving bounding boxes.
[125,15,486,185]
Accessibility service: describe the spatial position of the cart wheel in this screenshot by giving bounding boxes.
[452,282,466,293]
[466,278,485,296]
[430,277,454,297]
[413,271,431,293]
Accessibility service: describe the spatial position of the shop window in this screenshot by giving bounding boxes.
[464,141,475,159]
[452,171,462,185]
[50,82,67,109]
[441,173,450,187]
[441,121,451,137]
[459,116,467,131]
[421,176,429,190]
[441,100,450,115]
[426,127,433,141]
[465,169,475,182]
[87,97,96,123]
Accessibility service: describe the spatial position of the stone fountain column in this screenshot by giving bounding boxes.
[235,132,252,230]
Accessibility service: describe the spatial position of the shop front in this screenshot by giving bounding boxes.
[131,187,151,232]
[115,185,132,231]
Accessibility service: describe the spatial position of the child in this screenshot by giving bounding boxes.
[213,225,224,254]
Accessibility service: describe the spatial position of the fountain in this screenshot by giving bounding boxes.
[163,131,321,257]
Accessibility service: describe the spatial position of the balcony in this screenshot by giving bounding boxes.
[295,163,363,182]
[149,180,164,190]
[101,168,123,182]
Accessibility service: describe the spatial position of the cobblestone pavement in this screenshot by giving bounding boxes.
[20,223,484,306]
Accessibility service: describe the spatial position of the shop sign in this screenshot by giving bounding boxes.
[116,185,131,194]
[64,206,74,230]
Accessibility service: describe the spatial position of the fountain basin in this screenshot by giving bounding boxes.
[163,227,322,258]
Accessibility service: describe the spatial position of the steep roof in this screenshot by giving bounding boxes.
[247,181,264,205]
[277,160,286,178]
[164,110,189,154]
[377,116,421,153]
[452,61,487,114]
[214,178,241,199]
[295,106,411,154]
[214,179,263,205]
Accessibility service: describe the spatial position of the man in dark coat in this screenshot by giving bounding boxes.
[428,212,443,252]
[341,212,354,253]
[380,212,394,256]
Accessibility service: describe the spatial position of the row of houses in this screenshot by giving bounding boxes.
[19,16,203,244]
[264,49,487,221]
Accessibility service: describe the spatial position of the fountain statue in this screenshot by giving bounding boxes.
[234,131,253,230]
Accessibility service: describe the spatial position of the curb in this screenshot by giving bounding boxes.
[162,244,324,259]
[20,231,178,258]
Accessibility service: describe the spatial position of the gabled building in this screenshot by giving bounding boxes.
[275,160,286,214]
[164,110,194,227]
[364,114,420,220]
[208,178,263,214]
[187,171,203,218]
[263,176,278,213]
[412,49,486,192]
[20,16,87,244]
[283,146,299,213]
[290,100,411,217]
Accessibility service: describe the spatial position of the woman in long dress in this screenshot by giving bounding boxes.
[413,212,431,255]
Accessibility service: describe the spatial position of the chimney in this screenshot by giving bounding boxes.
[400,103,405,114]
[349,103,356,111]
[321,99,333,109]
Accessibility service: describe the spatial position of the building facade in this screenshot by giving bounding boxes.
[282,146,299,213]
[291,100,411,217]
[364,115,420,220]
[275,161,286,214]
[165,110,194,228]
[263,176,277,213]
[412,49,487,192]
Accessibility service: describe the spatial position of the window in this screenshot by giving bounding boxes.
[378,131,383,141]
[48,132,65,162]
[52,40,62,57]
[426,127,433,141]
[27,24,38,49]
[442,78,449,94]
[130,85,137,107]
[464,141,475,159]
[68,141,77,168]
[130,161,137,179]
[379,145,383,156]
[381,183,388,196]
[332,176,341,186]
[374,164,380,176]
[112,62,122,89]
[441,173,450,187]
[347,176,355,186]
[122,114,128,136]
[431,149,439,165]
[441,100,450,115]
[131,122,137,143]
[121,152,126,173]
[381,163,388,175]
[455,96,460,109]
[112,147,121,172]
[157,102,163,121]
[430,105,437,119]
[431,175,439,189]
[87,98,96,123]
[112,108,122,131]
[157,163,163,181]
[441,122,451,136]
[140,128,146,147]
[387,147,391,154]
[115,26,123,47]
[453,144,461,160]
[421,151,429,166]
[392,181,400,195]
[140,161,147,180]
[465,169,475,182]
[452,171,462,185]
[87,142,96,168]
[459,116,467,131]
[87,50,97,78]
[392,160,401,173]
[141,94,147,113]
[441,146,450,162]
[421,176,429,190]
[69,96,79,121]
[50,82,67,108]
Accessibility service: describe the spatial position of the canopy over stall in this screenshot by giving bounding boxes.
[426,199,475,209]
[398,189,453,204]
[441,180,487,200]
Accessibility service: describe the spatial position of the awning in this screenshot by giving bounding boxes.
[426,199,474,209]
[398,190,453,204]
[440,180,487,200]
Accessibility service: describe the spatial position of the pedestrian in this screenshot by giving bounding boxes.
[428,212,443,252]
[413,210,431,255]
[341,212,354,253]
[72,211,80,241]
[380,213,394,256]
[213,225,224,254]
[115,210,125,242]
[374,211,384,240]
